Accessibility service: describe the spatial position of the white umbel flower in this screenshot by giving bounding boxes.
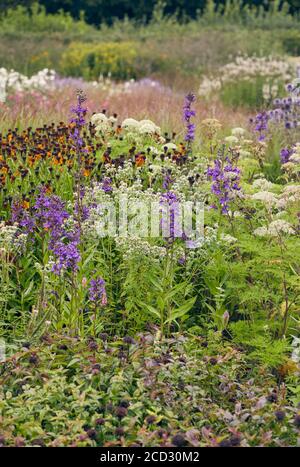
[268,220,294,236]
[139,122,157,135]
[221,233,238,244]
[91,112,108,125]
[224,135,239,145]
[231,127,246,137]
[121,118,140,130]
[254,220,294,238]
[252,191,278,206]
[253,226,269,237]
[252,179,274,191]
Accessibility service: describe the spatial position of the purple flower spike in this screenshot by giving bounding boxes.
[89,277,107,306]
[183,93,196,147]
[207,157,241,214]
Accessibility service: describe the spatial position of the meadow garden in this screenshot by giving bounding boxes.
[0,0,300,449]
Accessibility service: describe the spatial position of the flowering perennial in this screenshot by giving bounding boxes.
[183,93,196,146]
[207,157,241,214]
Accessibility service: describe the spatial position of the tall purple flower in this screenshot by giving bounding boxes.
[207,157,241,214]
[70,90,88,249]
[183,93,196,147]
[160,191,181,240]
[70,89,87,152]
[251,112,269,141]
[162,170,174,190]
[11,201,35,233]
[52,241,81,275]
[89,277,107,306]
[11,187,81,275]
[33,187,69,247]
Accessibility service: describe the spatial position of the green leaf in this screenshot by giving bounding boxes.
[141,303,161,320]
[164,297,196,324]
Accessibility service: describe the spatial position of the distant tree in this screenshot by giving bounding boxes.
[0,1,299,24]
[0,0,33,9]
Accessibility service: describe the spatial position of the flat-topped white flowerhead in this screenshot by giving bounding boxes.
[224,135,239,145]
[91,113,108,125]
[231,127,246,137]
[252,191,278,206]
[139,120,161,135]
[139,122,157,135]
[121,118,139,130]
[252,178,275,191]
[254,220,294,238]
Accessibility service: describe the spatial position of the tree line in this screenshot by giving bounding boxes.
[1,1,299,26]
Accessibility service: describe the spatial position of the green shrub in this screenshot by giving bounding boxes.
[282,31,300,56]
[0,3,92,34]
[61,41,139,80]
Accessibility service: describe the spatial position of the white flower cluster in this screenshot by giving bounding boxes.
[90,112,118,134]
[0,68,56,102]
[276,184,300,209]
[252,191,278,207]
[224,127,252,149]
[199,55,294,99]
[0,222,27,254]
[121,118,161,136]
[254,220,295,238]
[290,153,300,165]
[95,76,163,97]
[252,178,275,191]
[262,82,279,101]
[220,233,238,244]
[291,337,300,364]
[115,236,167,262]
[251,182,300,211]
[90,113,162,139]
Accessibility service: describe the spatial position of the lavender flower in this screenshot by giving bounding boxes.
[52,241,81,275]
[183,93,196,147]
[11,201,35,233]
[207,157,241,214]
[89,277,107,306]
[70,90,88,226]
[251,112,269,141]
[70,89,87,147]
[11,187,81,275]
[162,170,174,190]
[33,187,69,246]
[160,191,181,240]
[251,85,300,141]
[74,187,90,221]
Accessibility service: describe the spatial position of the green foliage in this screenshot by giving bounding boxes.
[0,332,298,446]
[230,320,291,368]
[286,375,300,407]
[220,77,286,110]
[281,30,300,56]
[0,0,299,80]
[0,3,92,34]
[61,41,139,80]
[1,1,299,27]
